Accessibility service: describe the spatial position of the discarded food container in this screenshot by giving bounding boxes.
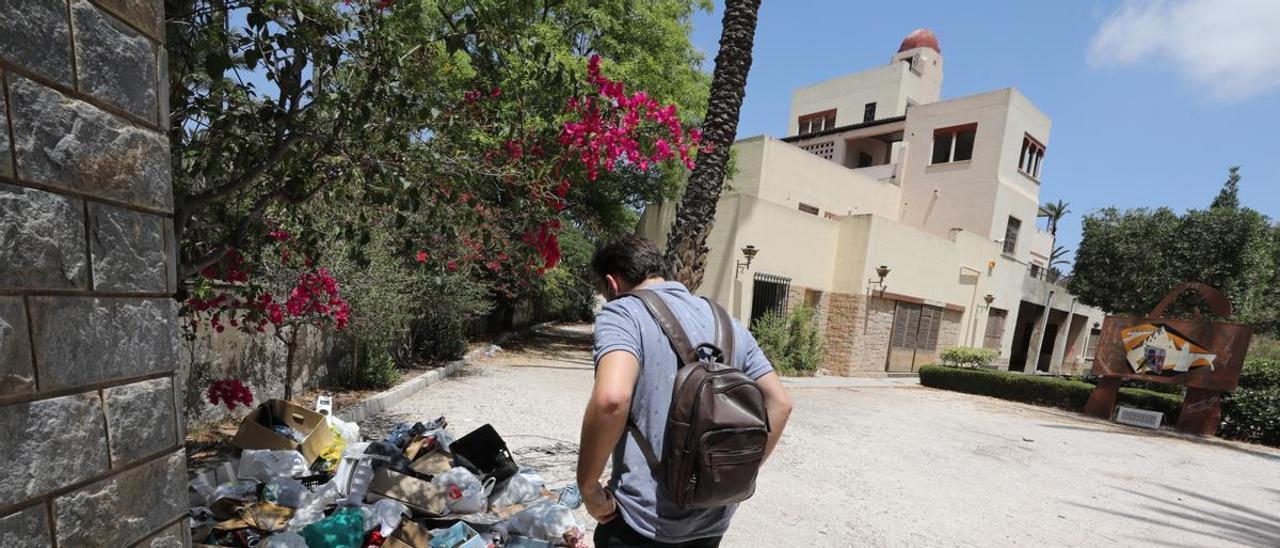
[231,399,336,465]
[429,522,486,548]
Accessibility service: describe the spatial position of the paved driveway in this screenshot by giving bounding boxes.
[361,325,1280,547]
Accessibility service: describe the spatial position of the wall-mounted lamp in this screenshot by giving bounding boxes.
[735,245,759,277]
[1093,321,1101,330]
[983,294,995,307]
[867,265,891,296]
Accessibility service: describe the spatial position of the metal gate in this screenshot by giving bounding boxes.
[886,301,942,373]
[750,273,791,326]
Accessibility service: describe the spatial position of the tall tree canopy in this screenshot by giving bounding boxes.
[1069,167,1279,335]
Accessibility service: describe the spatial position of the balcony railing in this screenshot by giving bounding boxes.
[1028,264,1068,287]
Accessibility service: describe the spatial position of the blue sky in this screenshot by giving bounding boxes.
[688,0,1280,261]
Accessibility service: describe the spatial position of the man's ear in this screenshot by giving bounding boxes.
[604,274,622,300]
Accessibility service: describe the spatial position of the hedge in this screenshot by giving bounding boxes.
[919,365,1182,422]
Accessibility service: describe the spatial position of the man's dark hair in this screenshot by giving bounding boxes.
[591,235,668,285]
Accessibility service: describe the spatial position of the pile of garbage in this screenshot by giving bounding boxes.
[190,398,586,548]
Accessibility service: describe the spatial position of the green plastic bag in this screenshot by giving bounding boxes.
[300,506,365,548]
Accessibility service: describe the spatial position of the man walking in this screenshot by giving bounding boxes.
[576,235,794,547]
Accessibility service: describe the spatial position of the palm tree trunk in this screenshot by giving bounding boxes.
[663,0,762,290]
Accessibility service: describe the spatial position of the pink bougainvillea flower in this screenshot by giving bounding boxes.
[416,250,428,263]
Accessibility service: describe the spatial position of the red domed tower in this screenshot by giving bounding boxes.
[898,28,941,54]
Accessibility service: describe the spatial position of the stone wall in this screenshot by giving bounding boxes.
[180,325,352,428]
[821,293,897,375]
[0,1,187,546]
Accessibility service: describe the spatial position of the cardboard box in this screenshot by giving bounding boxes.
[385,519,433,548]
[368,468,449,516]
[230,399,335,465]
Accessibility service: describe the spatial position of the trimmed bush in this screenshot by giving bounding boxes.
[1220,387,1280,446]
[751,306,824,376]
[920,365,1183,420]
[940,347,999,369]
[919,365,1095,410]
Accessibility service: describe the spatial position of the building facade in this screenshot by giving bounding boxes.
[641,29,1104,376]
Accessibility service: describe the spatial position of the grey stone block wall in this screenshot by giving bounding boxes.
[0,0,187,545]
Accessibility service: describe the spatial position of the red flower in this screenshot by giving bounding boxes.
[416,250,428,263]
[207,379,254,411]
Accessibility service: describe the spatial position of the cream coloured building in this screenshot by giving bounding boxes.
[640,29,1105,375]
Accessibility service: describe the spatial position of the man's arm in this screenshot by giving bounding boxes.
[576,349,640,520]
[755,371,793,461]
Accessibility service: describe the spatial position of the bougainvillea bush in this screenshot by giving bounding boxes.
[172,0,714,402]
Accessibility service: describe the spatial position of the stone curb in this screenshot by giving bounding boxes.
[334,359,466,424]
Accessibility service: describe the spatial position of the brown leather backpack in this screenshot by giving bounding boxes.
[625,289,770,508]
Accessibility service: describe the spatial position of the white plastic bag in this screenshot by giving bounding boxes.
[362,498,410,536]
[288,481,341,530]
[333,441,388,505]
[264,477,307,508]
[328,415,361,445]
[490,468,545,508]
[506,500,579,541]
[210,479,259,504]
[237,449,309,482]
[262,531,309,548]
[432,467,495,515]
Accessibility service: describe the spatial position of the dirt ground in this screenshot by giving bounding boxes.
[360,324,1280,547]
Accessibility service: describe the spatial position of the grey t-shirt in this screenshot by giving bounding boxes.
[592,281,774,543]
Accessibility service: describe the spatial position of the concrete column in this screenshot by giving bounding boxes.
[1024,290,1055,373]
[0,0,187,545]
[1048,299,1077,374]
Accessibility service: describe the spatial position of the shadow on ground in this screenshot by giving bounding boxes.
[496,324,594,369]
[1065,483,1280,547]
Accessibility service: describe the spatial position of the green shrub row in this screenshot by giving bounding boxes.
[939,347,999,369]
[919,365,1182,422]
[922,358,1280,447]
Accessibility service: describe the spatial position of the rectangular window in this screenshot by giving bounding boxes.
[1019,134,1046,179]
[1086,327,1102,360]
[804,289,822,308]
[863,102,876,122]
[1003,216,1021,255]
[857,152,873,168]
[983,308,1007,351]
[798,203,819,215]
[798,109,837,136]
[931,123,977,165]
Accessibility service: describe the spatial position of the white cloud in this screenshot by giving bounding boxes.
[1088,0,1280,101]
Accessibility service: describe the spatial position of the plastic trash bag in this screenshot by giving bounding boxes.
[315,425,347,473]
[555,485,582,509]
[237,449,309,482]
[288,481,341,530]
[506,500,579,541]
[189,475,216,508]
[328,414,361,445]
[262,477,307,508]
[432,467,495,515]
[490,468,545,509]
[301,506,365,548]
[364,499,409,536]
[262,531,309,548]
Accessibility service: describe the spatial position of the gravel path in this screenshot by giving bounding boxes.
[361,324,1280,547]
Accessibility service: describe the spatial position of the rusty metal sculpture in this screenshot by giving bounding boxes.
[1085,283,1253,435]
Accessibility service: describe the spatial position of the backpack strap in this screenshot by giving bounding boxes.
[704,297,734,365]
[628,289,699,366]
[618,289,704,474]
